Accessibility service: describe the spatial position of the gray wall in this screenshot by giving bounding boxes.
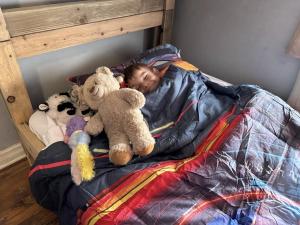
[0,0,149,150]
[173,0,300,99]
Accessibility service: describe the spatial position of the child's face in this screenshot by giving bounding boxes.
[127,66,161,94]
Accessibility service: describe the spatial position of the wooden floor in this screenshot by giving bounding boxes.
[0,159,58,225]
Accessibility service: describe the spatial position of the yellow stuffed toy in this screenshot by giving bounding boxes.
[65,115,95,185]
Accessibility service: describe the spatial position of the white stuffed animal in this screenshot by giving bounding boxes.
[38,92,77,125]
[29,93,78,147]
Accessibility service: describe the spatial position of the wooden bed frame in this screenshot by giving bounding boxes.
[0,0,175,165]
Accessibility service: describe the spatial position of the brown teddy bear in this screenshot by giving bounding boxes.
[82,66,155,165]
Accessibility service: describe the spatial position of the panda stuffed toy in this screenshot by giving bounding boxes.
[38,92,77,125]
[29,92,79,147]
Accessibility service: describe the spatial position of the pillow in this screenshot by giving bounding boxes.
[67,44,181,85]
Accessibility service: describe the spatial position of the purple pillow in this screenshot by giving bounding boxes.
[67,44,181,85]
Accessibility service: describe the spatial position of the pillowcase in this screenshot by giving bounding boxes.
[67,44,181,85]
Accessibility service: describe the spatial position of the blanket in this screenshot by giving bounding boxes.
[29,65,300,225]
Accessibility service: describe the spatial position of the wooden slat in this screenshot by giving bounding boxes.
[3,0,163,37]
[165,0,175,10]
[0,42,33,124]
[0,8,10,41]
[16,124,45,161]
[161,9,174,44]
[11,11,163,58]
[160,0,175,44]
[152,26,161,47]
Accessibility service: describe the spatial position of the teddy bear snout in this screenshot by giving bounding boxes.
[89,86,95,94]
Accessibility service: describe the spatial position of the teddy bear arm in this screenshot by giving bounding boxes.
[84,112,104,136]
[118,88,145,109]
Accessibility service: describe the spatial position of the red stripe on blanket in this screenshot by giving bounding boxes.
[28,154,108,177]
[87,106,237,205]
[96,114,243,225]
[80,106,240,225]
[28,160,71,177]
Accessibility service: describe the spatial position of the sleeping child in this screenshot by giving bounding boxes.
[123,63,170,94]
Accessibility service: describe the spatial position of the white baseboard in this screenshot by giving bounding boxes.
[0,143,26,170]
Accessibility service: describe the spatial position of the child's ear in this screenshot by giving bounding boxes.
[152,67,159,74]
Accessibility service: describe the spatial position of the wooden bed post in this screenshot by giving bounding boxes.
[0,8,33,125]
[0,0,170,165]
[0,8,9,41]
[0,7,35,164]
[161,0,175,44]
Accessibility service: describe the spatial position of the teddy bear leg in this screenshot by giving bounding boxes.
[126,121,155,157]
[108,133,133,166]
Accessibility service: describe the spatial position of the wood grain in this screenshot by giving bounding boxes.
[0,8,10,41]
[161,9,174,44]
[0,159,58,225]
[165,0,175,10]
[0,42,33,124]
[3,0,163,37]
[11,11,163,58]
[16,124,45,163]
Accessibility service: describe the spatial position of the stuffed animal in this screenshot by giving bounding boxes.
[65,115,95,185]
[31,92,77,145]
[82,66,155,166]
[38,92,77,125]
[69,85,94,116]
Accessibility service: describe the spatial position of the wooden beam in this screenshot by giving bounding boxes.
[152,26,161,47]
[16,124,45,163]
[161,0,175,44]
[11,11,163,58]
[165,0,175,10]
[0,8,10,41]
[3,0,164,37]
[0,42,33,124]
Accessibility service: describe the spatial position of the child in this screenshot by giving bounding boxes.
[123,63,170,94]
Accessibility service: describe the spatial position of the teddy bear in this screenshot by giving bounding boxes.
[81,66,155,165]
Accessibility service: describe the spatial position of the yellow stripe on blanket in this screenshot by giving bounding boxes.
[86,120,230,225]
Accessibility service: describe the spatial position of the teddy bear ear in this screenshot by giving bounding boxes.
[71,85,80,96]
[38,103,49,112]
[115,75,124,84]
[96,66,113,76]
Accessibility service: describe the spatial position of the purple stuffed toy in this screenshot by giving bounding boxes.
[65,116,94,185]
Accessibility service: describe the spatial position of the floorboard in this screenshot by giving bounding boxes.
[0,160,58,225]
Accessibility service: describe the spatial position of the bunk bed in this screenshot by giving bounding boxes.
[0,0,174,164]
[1,1,299,225]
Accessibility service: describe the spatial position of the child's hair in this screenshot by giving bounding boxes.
[123,63,148,83]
